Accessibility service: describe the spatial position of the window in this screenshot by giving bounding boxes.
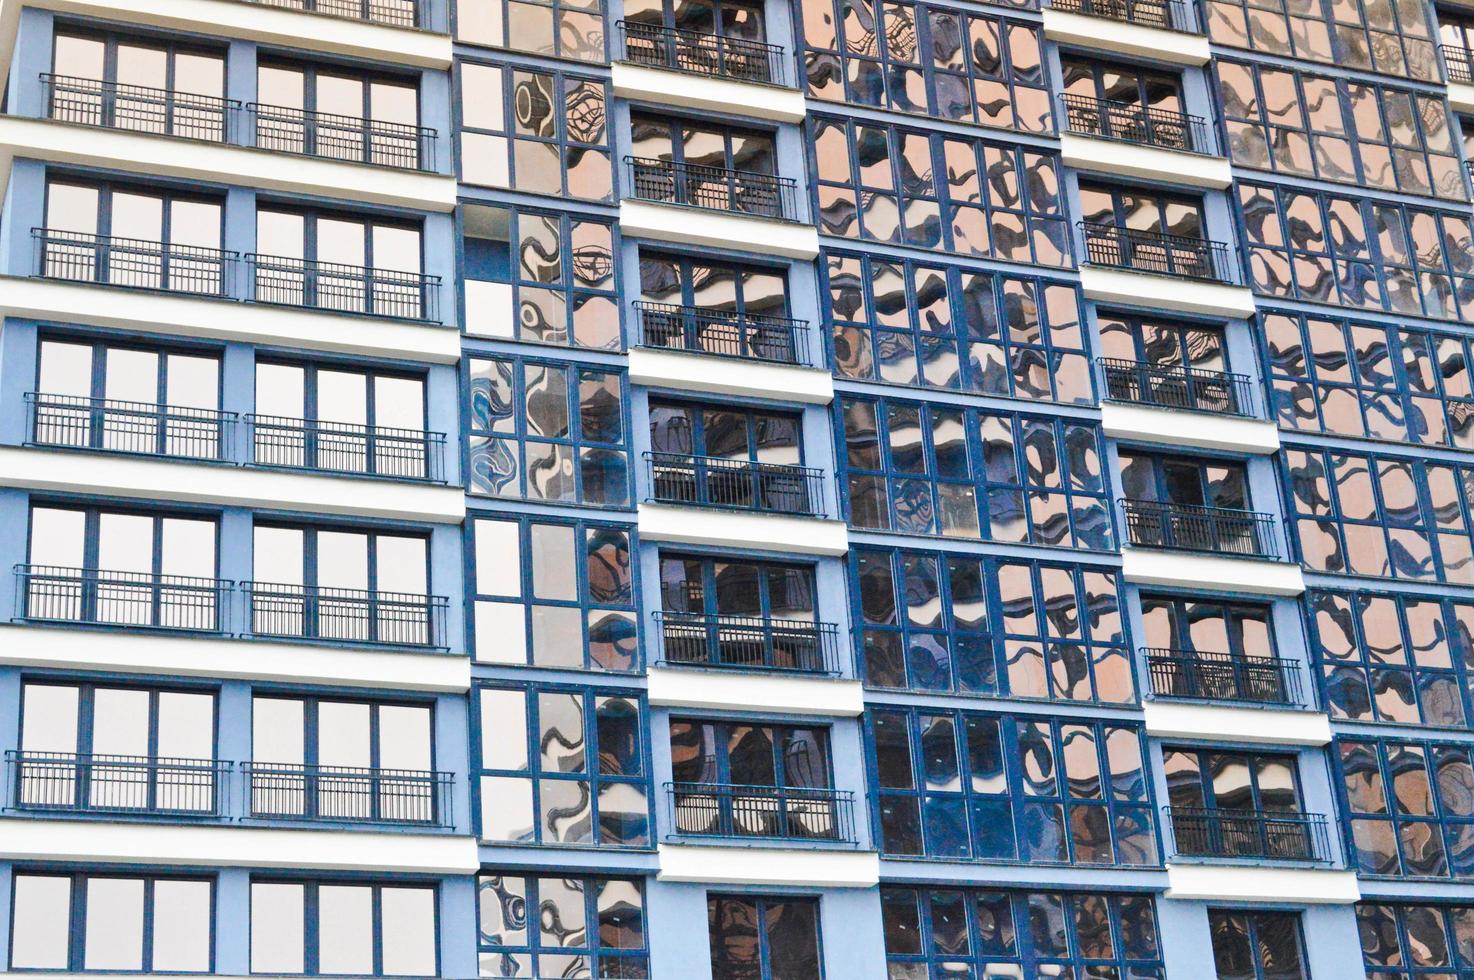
[458,62,610,199]
[467,355,628,505]
[840,396,1112,549]
[249,879,436,976]
[1079,181,1205,239]
[1140,594,1274,658]
[868,708,1155,865]
[477,873,648,978]
[256,61,422,168]
[811,115,1067,264]
[1206,0,1436,81]
[708,895,821,980]
[454,0,606,62]
[1357,902,1474,978]
[1098,313,1227,373]
[469,515,637,671]
[1119,452,1249,509]
[1062,56,1183,113]
[881,886,1164,977]
[1336,736,1474,878]
[11,872,212,972]
[1209,910,1307,980]
[825,251,1091,401]
[51,29,226,138]
[649,399,801,463]
[671,719,831,788]
[640,250,788,318]
[798,0,1048,133]
[475,683,649,846]
[254,207,425,318]
[1309,587,1474,728]
[1163,747,1306,832]
[630,114,775,176]
[1238,181,1474,321]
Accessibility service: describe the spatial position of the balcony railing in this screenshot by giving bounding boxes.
[1120,498,1280,559]
[34,228,235,297]
[249,103,436,171]
[26,393,235,461]
[1098,358,1254,417]
[1165,806,1330,863]
[247,253,439,321]
[654,611,840,674]
[16,565,230,632]
[6,751,230,817]
[246,0,422,28]
[1048,0,1197,32]
[633,301,810,366]
[667,782,856,843]
[1059,94,1213,155]
[1444,45,1474,84]
[1080,221,1237,283]
[619,20,790,86]
[244,762,452,827]
[245,415,446,482]
[42,74,237,142]
[625,156,799,221]
[645,451,825,516]
[1145,648,1303,706]
[241,581,448,649]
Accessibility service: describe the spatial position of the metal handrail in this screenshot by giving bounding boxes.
[1165,805,1330,862]
[33,228,236,297]
[654,610,840,674]
[644,451,825,516]
[633,301,810,366]
[666,781,856,843]
[619,20,790,86]
[1059,93,1213,155]
[244,0,422,28]
[25,392,235,461]
[1144,647,1302,705]
[1079,221,1237,284]
[240,580,448,649]
[6,751,230,816]
[243,761,452,827]
[624,155,799,221]
[1048,0,1197,32]
[1097,358,1253,417]
[14,564,231,633]
[41,73,238,142]
[1119,498,1280,559]
[248,102,436,171]
[246,253,440,321]
[1444,44,1474,84]
[244,414,446,483]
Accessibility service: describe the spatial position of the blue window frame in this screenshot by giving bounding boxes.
[248,877,438,976]
[853,547,1133,703]
[1357,902,1474,978]
[1204,0,1436,81]
[866,707,1157,865]
[477,872,649,977]
[468,514,637,671]
[1336,735,1474,878]
[474,682,651,848]
[453,0,606,63]
[839,396,1112,549]
[1209,909,1308,980]
[708,894,822,980]
[881,885,1164,978]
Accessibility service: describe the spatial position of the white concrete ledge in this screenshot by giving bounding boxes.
[0,624,471,692]
[1042,8,1210,64]
[1144,700,1331,746]
[1060,133,1231,189]
[1102,402,1279,454]
[1122,548,1305,596]
[1450,81,1474,115]
[1165,864,1360,904]
[629,347,833,404]
[0,818,479,874]
[620,200,820,260]
[658,843,879,887]
[612,62,806,123]
[0,446,464,523]
[1081,266,1257,319]
[647,666,863,716]
[0,278,459,364]
[638,502,848,556]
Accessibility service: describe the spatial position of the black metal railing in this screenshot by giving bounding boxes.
[42,74,237,142]
[633,301,810,366]
[667,782,856,842]
[1049,0,1197,32]
[245,415,446,482]
[16,565,230,632]
[1080,222,1236,283]
[26,392,235,461]
[33,229,235,296]
[619,20,790,86]
[625,156,799,221]
[1120,499,1280,559]
[1059,93,1212,155]
[1098,358,1253,417]
[249,103,436,171]
[246,0,422,28]
[244,762,452,827]
[1444,45,1474,84]
[645,451,825,516]
[247,253,439,321]
[654,611,840,674]
[6,751,229,816]
[1145,648,1303,706]
[1165,806,1330,863]
[241,581,447,649]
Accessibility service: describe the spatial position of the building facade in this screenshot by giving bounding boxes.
[0,0,1469,974]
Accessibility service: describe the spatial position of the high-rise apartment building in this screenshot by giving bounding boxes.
[0,0,1470,973]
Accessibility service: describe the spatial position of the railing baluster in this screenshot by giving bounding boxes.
[1079,221,1236,284]
[624,155,798,221]
[242,580,448,650]
[1120,498,1279,559]
[644,451,825,517]
[654,611,840,674]
[666,781,856,843]
[1165,805,1328,862]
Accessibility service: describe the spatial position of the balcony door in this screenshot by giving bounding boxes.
[1163,747,1311,860]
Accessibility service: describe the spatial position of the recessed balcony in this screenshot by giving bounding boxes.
[1164,806,1331,864]
[1043,0,1210,64]
[1058,94,1231,188]
[1098,359,1279,453]
[613,21,805,122]
[1118,499,1305,595]
[1079,222,1255,318]
[666,781,857,844]
[1144,648,1303,706]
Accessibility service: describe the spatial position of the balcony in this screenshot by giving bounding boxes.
[246,415,447,482]
[1446,44,1474,84]
[247,0,422,28]
[645,452,825,517]
[1100,358,1253,417]
[620,21,790,86]
[634,301,810,366]
[248,254,440,321]
[241,581,448,650]
[243,762,452,827]
[1120,498,1280,559]
[43,74,237,142]
[624,156,798,221]
[15,565,230,633]
[1145,648,1303,706]
[1061,94,1212,155]
[26,393,234,462]
[1081,222,1235,284]
[1165,806,1330,863]
[654,611,840,674]
[6,751,229,817]
[1050,0,1197,32]
[667,782,856,843]
[34,229,233,297]
[250,103,437,170]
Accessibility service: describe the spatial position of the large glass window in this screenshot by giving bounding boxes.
[475,684,649,846]
[1209,0,1435,78]
[640,250,788,318]
[1357,902,1474,978]
[51,30,226,137]
[1119,452,1249,510]
[1140,594,1273,658]
[1079,181,1205,240]
[454,0,606,62]
[255,208,421,274]
[1209,910,1307,980]
[630,114,775,176]
[671,719,831,788]
[477,873,647,978]
[1061,56,1183,113]
[649,399,801,463]
[249,879,436,976]
[11,872,212,972]
[1336,735,1474,878]
[1163,747,1304,812]
[1098,312,1227,373]
[475,209,618,349]
[708,895,821,980]
[256,61,420,167]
